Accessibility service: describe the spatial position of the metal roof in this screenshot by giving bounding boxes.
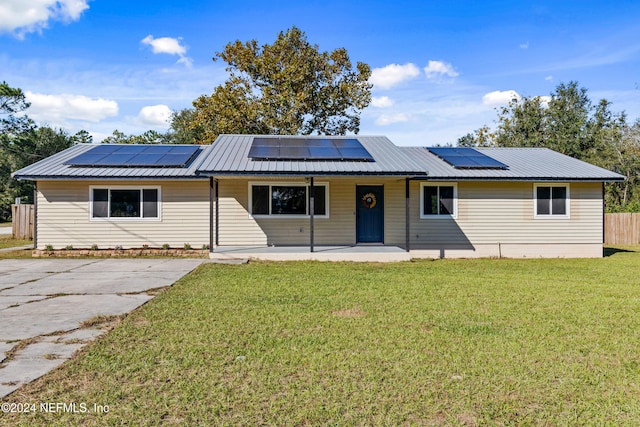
[11,137,625,182]
[12,144,214,180]
[196,135,429,176]
[405,147,625,181]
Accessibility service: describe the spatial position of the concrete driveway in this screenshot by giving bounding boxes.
[0,258,204,398]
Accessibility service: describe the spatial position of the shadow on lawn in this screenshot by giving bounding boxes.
[604,247,637,257]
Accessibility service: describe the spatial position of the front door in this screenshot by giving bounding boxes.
[356,185,384,243]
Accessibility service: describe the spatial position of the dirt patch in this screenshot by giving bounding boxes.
[1,337,40,367]
[80,314,125,330]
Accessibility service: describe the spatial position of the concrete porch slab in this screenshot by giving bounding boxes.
[209,245,414,262]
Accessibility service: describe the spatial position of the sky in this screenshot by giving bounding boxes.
[1,0,639,146]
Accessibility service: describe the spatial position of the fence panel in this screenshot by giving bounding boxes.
[605,213,640,245]
[11,204,34,240]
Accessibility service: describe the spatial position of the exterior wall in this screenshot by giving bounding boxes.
[35,178,605,258]
[36,180,209,249]
[217,177,407,246]
[409,181,603,258]
[217,178,603,257]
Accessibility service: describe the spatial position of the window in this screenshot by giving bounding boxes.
[249,183,328,217]
[420,183,457,218]
[535,184,569,218]
[90,187,160,220]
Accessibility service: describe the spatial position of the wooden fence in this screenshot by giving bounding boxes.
[11,204,34,240]
[605,213,640,245]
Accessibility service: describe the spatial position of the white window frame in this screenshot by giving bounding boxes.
[248,181,330,219]
[89,185,162,221]
[533,183,570,219]
[420,182,458,219]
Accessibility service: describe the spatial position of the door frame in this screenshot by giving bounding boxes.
[356,184,384,244]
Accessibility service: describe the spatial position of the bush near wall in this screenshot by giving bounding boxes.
[32,248,208,258]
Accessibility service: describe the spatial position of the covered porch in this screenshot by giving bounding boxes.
[209,245,416,262]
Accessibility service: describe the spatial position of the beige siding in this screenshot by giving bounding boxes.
[36,180,209,249]
[216,177,407,246]
[410,181,603,251]
[35,178,604,258]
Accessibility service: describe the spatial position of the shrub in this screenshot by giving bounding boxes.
[162,244,170,250]
[65,245,74,251]
[45,244,54,252]
[91,244,99,251]
[184,243,192,250]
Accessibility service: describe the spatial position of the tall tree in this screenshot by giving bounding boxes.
[0,82,78,221]
[167,108,206,144]
[0,126,76,221]
[492,96,547,149]
[545,82,593,158]
[188,26,372,143]
[459,81,639,211]
[489,82,609,159]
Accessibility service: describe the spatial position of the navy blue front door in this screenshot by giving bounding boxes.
[356,185,384,243]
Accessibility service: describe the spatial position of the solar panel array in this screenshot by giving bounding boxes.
[248,137,374,162]
[427,147,508,169]
[65,145,201,168]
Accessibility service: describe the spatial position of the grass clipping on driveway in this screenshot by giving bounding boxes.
[3,255,640,425]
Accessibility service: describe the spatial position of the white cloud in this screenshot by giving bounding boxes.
[369,63,420,89]
[538,95,552,108]
[424,60,459,79]
[136,104,172,127]
[520,42,529,49]
[142,35,192,67]
[482,90,521,106]
[25,91,118,123]
[375,113,410,126]
[141,35,186,56]
[545,75,554,81]
[0,0,89,37]
[371,96,394,108]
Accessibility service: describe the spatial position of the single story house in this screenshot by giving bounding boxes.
[12,134,624,258]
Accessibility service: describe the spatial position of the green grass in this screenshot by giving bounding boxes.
[3,252,640,425]
[0,235,32,259]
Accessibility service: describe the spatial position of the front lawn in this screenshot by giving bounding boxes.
[0,235,32,259]
[3,253,640,425]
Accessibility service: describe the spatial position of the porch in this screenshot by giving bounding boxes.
[209,245,415,262]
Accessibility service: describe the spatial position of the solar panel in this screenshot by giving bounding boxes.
[65,145,200,168]
[248,137,374,161]
[427,147,508,169]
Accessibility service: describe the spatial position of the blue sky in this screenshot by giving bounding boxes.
[1,0,639,146]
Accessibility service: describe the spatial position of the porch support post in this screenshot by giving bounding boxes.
[309,176,314,253]
[405,178,410,252]
[215,178,219,247]
[209,177,214,253]
[33,182,37,249]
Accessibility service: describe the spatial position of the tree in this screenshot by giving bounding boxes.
[0,125,76,221]
[489,82,610,160]
[462,81,640,211]
[167,108,205,144]
[188,26,372,143]
[456,125,495,147]
[492,96,547,149]
[602,118,640,211]
[545,82,593,158]
[101,129,171,144]
[0,82,77,221]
